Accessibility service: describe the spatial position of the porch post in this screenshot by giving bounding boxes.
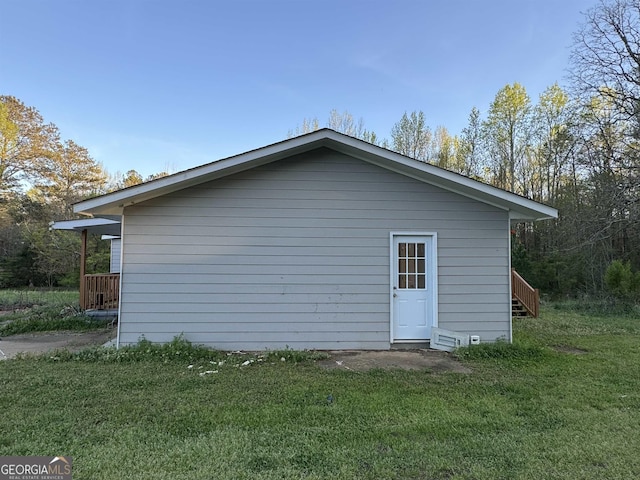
[80,228,87,310]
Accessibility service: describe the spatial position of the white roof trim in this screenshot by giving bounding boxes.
[50,217,122,236]
[74,129,558,221]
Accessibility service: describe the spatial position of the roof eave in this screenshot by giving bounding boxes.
[74,129,559,221]
[324,135,558,221]
[74,131,335,216]
[50,217,122,236]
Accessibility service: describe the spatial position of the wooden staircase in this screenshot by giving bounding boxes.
[511,269,539,318]
[512,298,529,317]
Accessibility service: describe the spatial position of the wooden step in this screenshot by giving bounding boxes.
[512,299,529,317]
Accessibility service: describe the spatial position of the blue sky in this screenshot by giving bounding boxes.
[1,0,598,178]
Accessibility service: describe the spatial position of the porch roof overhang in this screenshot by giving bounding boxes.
[50,217,122,237]
[73,129,558,222]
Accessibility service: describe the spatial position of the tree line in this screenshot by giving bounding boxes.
[0,96,169,287]
[290,78,637,300]
[1,0,639,302]
[289,0,640,302]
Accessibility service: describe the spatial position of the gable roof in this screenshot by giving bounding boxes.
[75,129,558,221]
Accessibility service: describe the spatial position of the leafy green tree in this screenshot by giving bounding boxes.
[0,244,46,287]
[0,96,111,286]
[458,107,483,178]
[605,260,640,301]
[22,225,80,287]
[32,139,107,218]
[483,83,532,192]
[431,126,467,174]
[0,96,59,195]
[122,169,143,187]
[390,111,431,161]
[108,169,171,192]
[530,84,577,203]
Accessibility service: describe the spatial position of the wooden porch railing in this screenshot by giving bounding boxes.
[81,273,120,310]
[511,269,539,318]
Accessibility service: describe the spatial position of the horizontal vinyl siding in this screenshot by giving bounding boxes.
[119,148,510,349]
[110,239,121,274]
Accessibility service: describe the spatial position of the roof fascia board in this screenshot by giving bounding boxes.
[50,217,122,236]
[50,218,121,230]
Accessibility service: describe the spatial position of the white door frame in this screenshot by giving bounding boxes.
[389,232,438,343]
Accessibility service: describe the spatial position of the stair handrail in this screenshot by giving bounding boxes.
[511,269,539,318]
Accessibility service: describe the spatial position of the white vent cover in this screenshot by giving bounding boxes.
[430,328,470,352]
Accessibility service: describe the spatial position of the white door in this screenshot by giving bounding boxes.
[392,235,435,341]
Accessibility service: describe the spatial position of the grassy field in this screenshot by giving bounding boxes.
[0,289,110,336]
[0,302,639,479]
[0,288,79,310]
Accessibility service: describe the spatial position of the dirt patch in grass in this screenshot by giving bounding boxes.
[553,345,589,355]
[317,349,472,373]
[0,328,116,359]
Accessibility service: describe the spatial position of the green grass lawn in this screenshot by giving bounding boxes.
[1,305,639,479]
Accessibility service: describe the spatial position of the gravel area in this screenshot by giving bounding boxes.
[0,329,116,359]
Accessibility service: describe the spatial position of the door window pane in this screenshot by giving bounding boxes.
[397,241,428,290]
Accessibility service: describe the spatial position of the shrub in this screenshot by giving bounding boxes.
[604,260,640,302]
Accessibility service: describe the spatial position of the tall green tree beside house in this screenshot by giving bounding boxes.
[529,84,577,204]
[482,83,532,193]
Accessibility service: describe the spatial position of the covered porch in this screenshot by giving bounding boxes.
[82,272,120,311]
[50,217,122,313]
